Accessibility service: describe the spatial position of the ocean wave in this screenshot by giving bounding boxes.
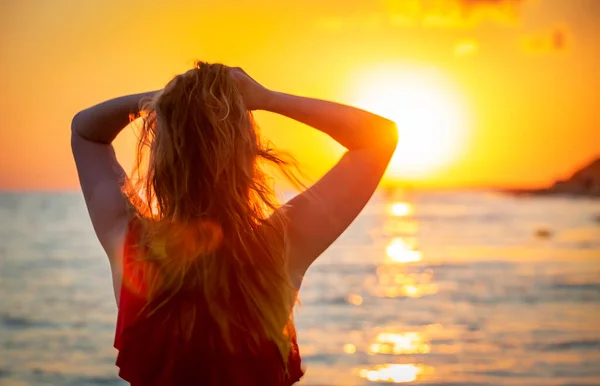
[320,295,351,305]
[424,261,515,271]
[20,368,122,386]
[468,370,523,377]
[0,313,56,329]
[408,383,491,386]
[551,282,600,291]
[534,339,600,351]
[310,263,376,275]
[0,367,11,379]
[71,375,122,385]
[447,293,542,305]
[410,213,507,223]
[301,353,342,365]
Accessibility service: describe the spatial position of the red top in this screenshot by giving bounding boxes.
[114,220,304,385]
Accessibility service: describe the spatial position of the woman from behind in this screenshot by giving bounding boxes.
[71,62,397,385]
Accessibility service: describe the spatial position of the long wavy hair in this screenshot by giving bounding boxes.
[122,61,301,366]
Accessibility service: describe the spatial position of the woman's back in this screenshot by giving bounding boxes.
[114,218,304,386]
[70,62,397,384]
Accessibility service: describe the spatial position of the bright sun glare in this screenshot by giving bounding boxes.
[353,65,467,179]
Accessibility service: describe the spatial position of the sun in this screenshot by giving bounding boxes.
[353,65,467,180]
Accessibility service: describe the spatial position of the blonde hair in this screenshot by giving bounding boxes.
[123,61,300,367]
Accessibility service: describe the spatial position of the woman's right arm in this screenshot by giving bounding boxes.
[263,92,398,287]
[230,67,398,287]
[264,92,397,154]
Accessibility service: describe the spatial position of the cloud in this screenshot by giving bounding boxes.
[454,39,479,56]
[314,13,386,31]
[521,25,569,53]
[315,17,345,31]
[384,0,530,27]
[314,0,532,31]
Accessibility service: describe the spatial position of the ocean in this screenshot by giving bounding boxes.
[1,191,599,385]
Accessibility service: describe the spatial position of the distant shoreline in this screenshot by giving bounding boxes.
[499,187,600,199]
[502,157,600,199]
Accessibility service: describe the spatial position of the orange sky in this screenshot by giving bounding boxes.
[1,0,599,191]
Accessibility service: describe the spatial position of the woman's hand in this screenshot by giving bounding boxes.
[228,67,273,111]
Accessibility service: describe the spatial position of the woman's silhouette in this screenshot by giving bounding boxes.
[71,62,397,385]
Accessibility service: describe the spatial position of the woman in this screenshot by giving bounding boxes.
[71,62,397,385]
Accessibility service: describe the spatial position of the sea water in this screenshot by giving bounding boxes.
[1,191,599,385]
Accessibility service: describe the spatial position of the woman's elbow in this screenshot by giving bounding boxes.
[70,110,106,144]
[71,111,86,136]
[376,120,399,155]
[362,121,397,167]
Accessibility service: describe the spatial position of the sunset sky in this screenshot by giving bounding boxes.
[1,0,599,190]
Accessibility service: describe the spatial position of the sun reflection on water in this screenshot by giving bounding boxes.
[359,364,424,383]
[369,332,431,355]
[357,198,433,383]
[370,199,440,299]
[390,202,413,217]
[386,238,422,263]
[347,293,363,306]
[403,284,419,296]
[372,264,437,298]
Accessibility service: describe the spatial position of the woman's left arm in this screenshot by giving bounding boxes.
[71,91,158,263]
